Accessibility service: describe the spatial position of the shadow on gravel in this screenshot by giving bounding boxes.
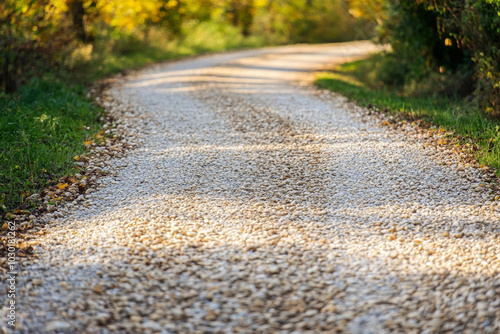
[23,200,500,333]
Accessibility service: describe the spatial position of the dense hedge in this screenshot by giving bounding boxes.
[349,0,500,113]
[418,0,500,113]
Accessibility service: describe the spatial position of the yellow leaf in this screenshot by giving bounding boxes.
[2,222,8,230]
[479,165,486,168]
[74,156,81,161]
[93,284,103,293]
[57,183,69,190]
[84,140,93,146]
[437,139,447,145]
[382,121,390,126]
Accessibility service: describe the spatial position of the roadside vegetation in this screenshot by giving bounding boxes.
[317,0,500,173]
[0,79,102,212]
[316,55,500,173]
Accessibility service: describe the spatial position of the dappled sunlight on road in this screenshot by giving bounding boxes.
[13,42,500,333]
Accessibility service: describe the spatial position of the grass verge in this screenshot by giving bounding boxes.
[0,78,103,212]
[315,54,500,174]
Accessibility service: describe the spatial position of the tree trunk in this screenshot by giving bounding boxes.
[230,0,239,27]
[68,0,88,42]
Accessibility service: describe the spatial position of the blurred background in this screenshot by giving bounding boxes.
[0,0,374,91]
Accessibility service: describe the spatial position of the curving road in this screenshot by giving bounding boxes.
[5,42,500,333]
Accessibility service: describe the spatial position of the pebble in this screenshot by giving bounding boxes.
[45,321,72,331]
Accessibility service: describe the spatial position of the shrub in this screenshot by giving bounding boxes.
[347,0,500,112]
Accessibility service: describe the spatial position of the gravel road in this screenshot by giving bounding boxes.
[4,41,500,333]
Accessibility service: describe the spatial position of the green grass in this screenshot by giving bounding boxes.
[315,54,500,173]
[1,21,266,214]
[0,78,102,212]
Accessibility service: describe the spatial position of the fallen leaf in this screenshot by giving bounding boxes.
[93,284,103,293]
[74,156,81,161]
[2,223,8,230]
[382,121,390,126]
[57,183,69,190]
[84,140,93,146]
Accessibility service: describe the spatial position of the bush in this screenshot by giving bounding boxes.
[348,0,500,113]
[0,0,78,92]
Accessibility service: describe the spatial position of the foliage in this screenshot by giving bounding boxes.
[253,0,364,44]
[316,55,500,174]
[346,0,500,114]
[0,0,74,92]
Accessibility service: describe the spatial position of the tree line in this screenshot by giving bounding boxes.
[0,0,363,93]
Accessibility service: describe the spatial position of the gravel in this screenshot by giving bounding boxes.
[2,41,500,333]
